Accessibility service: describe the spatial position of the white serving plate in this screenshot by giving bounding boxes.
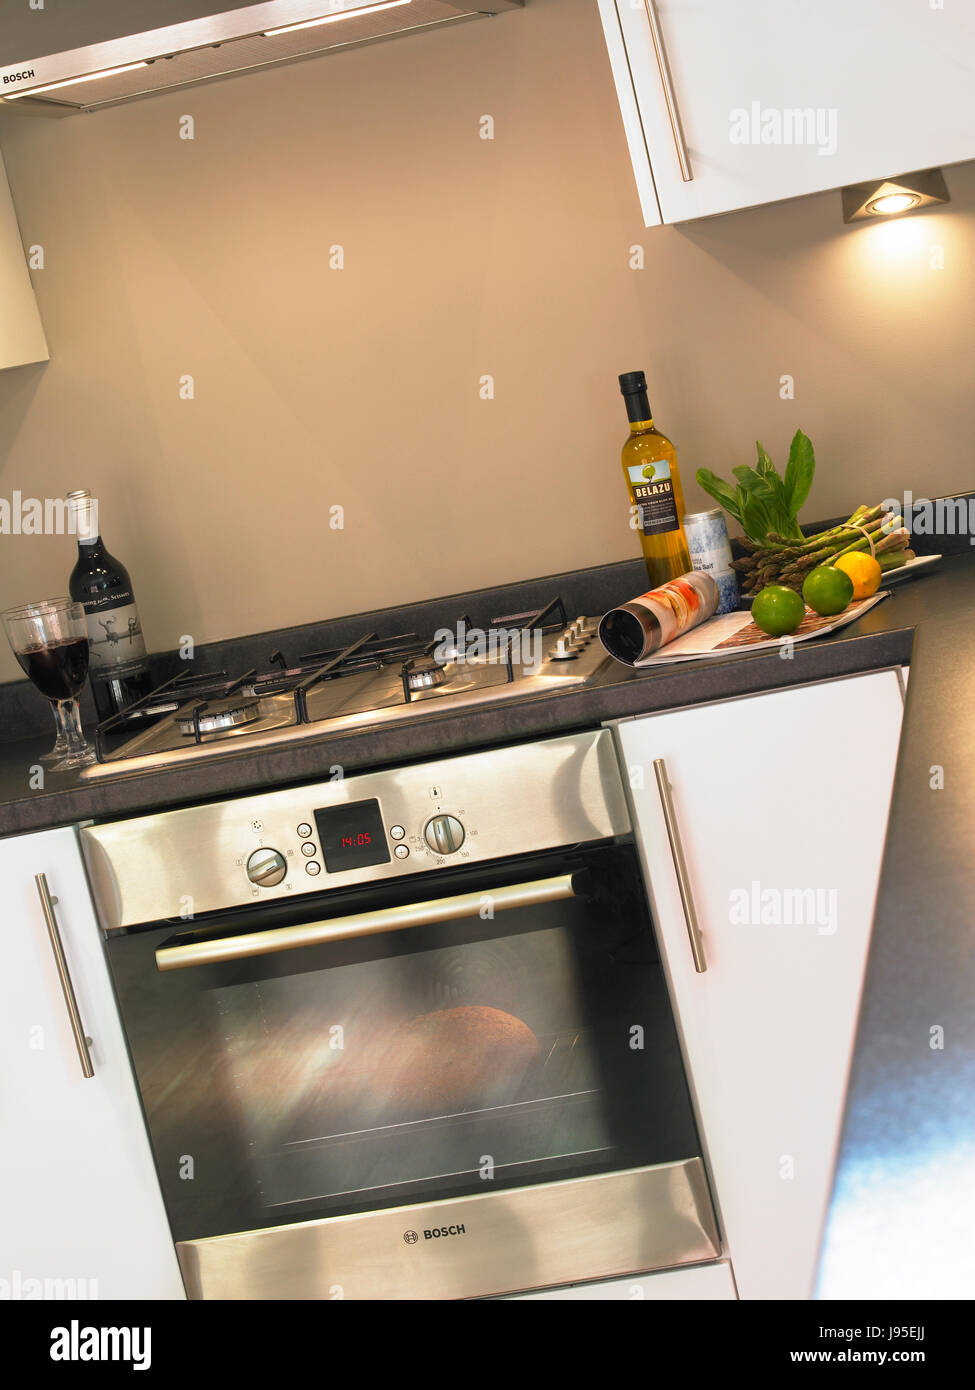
[882,553,942,585]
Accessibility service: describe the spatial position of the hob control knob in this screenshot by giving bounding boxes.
[424,814,466,855]
[246,847,287,887]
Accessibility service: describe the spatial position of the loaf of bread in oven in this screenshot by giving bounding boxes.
[378,1005,540,1117]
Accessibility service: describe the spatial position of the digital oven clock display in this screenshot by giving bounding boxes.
[313,798,391,874]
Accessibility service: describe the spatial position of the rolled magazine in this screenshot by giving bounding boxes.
[598,572,719,663]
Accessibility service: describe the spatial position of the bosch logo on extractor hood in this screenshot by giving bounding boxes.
[0,1,524,115]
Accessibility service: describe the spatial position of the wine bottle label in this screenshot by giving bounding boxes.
[627,460,680,535]
[83,599,148,679]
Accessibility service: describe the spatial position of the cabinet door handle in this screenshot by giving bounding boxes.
[653,760,707,972]
[35,873,95,1079]
[642,0,693,182]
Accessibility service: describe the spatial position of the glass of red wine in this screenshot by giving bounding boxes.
[3,599,96,770]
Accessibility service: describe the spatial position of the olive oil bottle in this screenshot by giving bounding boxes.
[619,370,691,587]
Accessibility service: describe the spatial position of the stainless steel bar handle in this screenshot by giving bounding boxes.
[642,0,694,182]
[156,874,579,972]
[34,873,95,1078]
[652,760,707,973]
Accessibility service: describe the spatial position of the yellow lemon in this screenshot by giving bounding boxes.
[833,551,882,600]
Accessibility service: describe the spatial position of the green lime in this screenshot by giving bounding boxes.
[802,564,854,616]
[751,584,805,637]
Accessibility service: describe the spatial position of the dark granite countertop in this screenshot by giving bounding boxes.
[0,554,957,837]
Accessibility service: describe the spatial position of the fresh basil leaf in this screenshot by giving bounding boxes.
[742,497,772,545]
[734,484,756,539]
[696,469,742,521]
[732,466,776,501]
[784,429,815,517]
[764,471,792,526]
[755,441,777,479]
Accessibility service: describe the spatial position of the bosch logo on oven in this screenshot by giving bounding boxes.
[3,70,36,85]
[403,1225,467,1244]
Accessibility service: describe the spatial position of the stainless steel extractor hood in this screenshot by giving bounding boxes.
[0,1,523,115]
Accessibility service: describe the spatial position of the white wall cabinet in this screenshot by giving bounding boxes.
[0,150,48,369]
[0,825,184,1299]
[613,671,904,1299]
[598,1,975,225]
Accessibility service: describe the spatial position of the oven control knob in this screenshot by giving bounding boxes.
[246,847,287,887]
[424,814,465,855]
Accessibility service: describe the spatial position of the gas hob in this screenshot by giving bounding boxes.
[81,597,610,779]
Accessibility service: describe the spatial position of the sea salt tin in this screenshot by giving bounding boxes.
[682,507,739,614]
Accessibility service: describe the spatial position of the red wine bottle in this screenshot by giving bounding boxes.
[67,489,154,721]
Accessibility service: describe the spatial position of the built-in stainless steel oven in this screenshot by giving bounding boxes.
[81,730,719,1299]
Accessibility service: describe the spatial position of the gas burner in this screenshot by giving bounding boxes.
[405,657,448,692]
[177,699,261,737]
[85,593,612,777]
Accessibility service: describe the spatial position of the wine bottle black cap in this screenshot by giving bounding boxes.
[618,371,647,395]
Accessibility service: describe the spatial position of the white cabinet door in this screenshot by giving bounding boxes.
[507,1260,736,1300]
[599,1,975,225]
[0,151,48,369]
[614,671,903,1299]
[0,826,184,1299]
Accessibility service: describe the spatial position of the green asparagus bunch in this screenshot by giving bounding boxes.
[696,432,913,596]
[733,504,913,596]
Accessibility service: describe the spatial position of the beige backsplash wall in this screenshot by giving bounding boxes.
[0,0,972,684]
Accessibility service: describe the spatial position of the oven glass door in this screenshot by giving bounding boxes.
[106,844,704,1244]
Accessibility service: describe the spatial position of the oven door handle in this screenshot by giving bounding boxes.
[154,873,582,972]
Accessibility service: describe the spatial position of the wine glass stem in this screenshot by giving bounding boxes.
[49,699,71,752]
[55,698,88,754]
